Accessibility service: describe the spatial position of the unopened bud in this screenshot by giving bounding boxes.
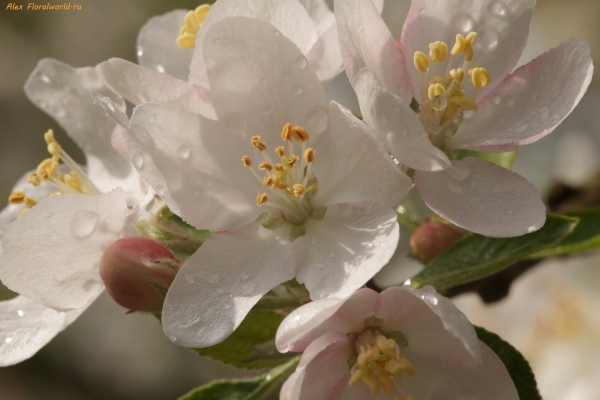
[410,220,465,264]
[99,238,181,312]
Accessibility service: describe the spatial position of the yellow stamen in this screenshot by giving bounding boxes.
[37,158,59,177]
[281,123,293,142]
[428,41,448,63]
[449,68,465,84]
[263,176,273,187]
[414,51,429,73]
[251,136,267,151]
[44,129,55,144]
[362,375,379,395]
[428,83,446,99]
[451,32,477,62]
[64,174,82,190]
[292,184,305,197]
[291,126,309,143]
[19,208,30,217]
[8,192,25,204]
[242,155,252,167]
[469,66,490,88]
[256,193,268,206]
[176,4,211,49]
[304,148,315,164]
[275,146,286,157]
[27,172,41,187]
[451,96,478,110]
[47,142,61,157]
[273,164,285,172]
[259,162,273,171]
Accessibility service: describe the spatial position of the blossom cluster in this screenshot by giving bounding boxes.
[0,0,593,398]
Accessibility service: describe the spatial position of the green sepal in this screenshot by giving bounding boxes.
[410,214,578,292]
[475,326,541,400]
[177,356,300,400]
[455,149,518,169]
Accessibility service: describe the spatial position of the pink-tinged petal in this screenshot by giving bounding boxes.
[162,223,295,348]
[96,58,216,119]
[306,23,344,85]
[401,0,535,100]
[312,102,412,208]
[404,341,518,400]
[335,0,411,103]
[295,203,399,300]
[0,295,89,366]
[277,288,380,353]
[24,59,142,203]
[447,39,594,152]
[414,157,546,237]
[293,332,354,400]
[377,286,481,367]
[203,16,328,148]
[127,103,264,232]
[0,189,129,311]
[189,0,318,89]
[353,69,450,171]
[136,10,194,81]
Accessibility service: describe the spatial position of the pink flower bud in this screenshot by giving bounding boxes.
[99,238,181,312]
[410,220,465,264]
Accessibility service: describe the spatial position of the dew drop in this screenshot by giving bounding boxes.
[17,310,24,317]
[140,251,156,267]
[295,55,308,70]
[311,238,318,245]
[133,152,145,169]
[454,14,474,33]
[430,124,441,135]
[422,285,437,293]
[507,209,514,215]
[5,338,13,343]
[515,123,529,134]
[273,30,281,37]
[170,335,177,343]
[155,184,166,197]
[293,86,303,96]
[208,274,220,283]
[480,31,499,51]
[149,114,156,124]
[491,95,501,105]
[490,1,507,17]
[328,252,335,258]
[447,180,463,194]
[40,74,51,84]
[177,145,191,160]
[418,7,425,14]
[156,63,165,73]
[57,109,67,118]
[314,263,327,270]
[137,47,143,57]
[185,274,195,284]
[453,112,464,125]
[430,95,447,111]
[70,210,99,239]
[527,226,537,233]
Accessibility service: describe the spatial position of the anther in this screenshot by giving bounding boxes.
[8,192,25,204]
[37,159,58,177]
[451,96,478,110]
[263,176,273,187]
[291,126,310,143]
[293,184,305,197]
[428,41,447,63]
[428,83,446,99]
[414,51,429,72]
[449,68,465,84]
[251,136,267,151]
[27,172,41,187]
[287,155,299,167]
[451,32,477,61]
[44,129,55,144]
[274,164,285,172]
[256,193,268,206]
[19,208,30,217]
[64,174,82,190]
[275,146,286,157]
[304,148,315,164]
[469,67,490,88]
[281,123,293,142]
[259,162,273,171]
[242,155,252,167]
[47,142,61,157]
[176,4,211,49]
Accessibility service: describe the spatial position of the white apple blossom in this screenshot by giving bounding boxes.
[0,59,145,366]
[276,286,518,400]
[125,16,413,348]
[335,0,594,237]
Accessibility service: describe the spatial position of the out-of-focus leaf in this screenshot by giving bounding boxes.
[475,326,541,400]
[410,214,577,292]
[178,356,300,400]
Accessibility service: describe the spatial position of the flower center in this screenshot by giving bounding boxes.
[241,123,318,227]
[413,32,490,148]
[176,4,211,49]
[8,129,100,216]
[348,329,416,400]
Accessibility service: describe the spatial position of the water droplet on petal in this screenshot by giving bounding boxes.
[40,74,51,84]
[137,47,143,57]
[293,86,303,96]
[507,209,514,215]
[422,285,437,293]
[170,335,177,342]
[447,180,463,194]
[185,274,195,284]
[490,1,507,17]
[430,124,441,135]
[5,338,13,343]
[149,114,156,124]
[328,252,335,258]
[527,226,537,233]
[70,210,99,238]
[133,152,145,169]
[314,263,327,270]
[431,95,447,111]
[273,30,281,37]
[453,112,464,125]
[453,14,474,33]
[515,123,529,134]
[491,95,501,105]
[140,251,156,267]
[17,310,24,317]
[177,145,191,160]
[418,8,425,14]
[295,55,308,70]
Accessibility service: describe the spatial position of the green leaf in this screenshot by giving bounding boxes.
[530,208,600,258]
[178,356,300,400]
[192,310,296,369]
[410,214,578,292]
[456,150,518,169]
[475,326,541,400]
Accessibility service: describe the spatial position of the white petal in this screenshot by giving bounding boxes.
[447,39,594,152]
[404,341,518,400]
[312,102,412,208]
[189,0,318,89]
[136,9,194,81]
[0,189,129,311]
[353,69,450,171]
[298,0,335,36]
[96,58,216,119]
[276,288,379,353]
[0,295,88,366]
[414,157,546,237]
[127,103,264,232]
[295,202,399,300]
[203,16,328,147]
[377,286,481,367]
[162,223,295,348]
[335,0,411,102]
[294,332,353,400]
[401,0,535,100]
[306,23,344,85]
[24,59,142,202]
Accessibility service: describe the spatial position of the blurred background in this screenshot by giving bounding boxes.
[1,0,600,399]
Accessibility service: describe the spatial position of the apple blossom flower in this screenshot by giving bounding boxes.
[0,59,147,366]
[335,0,593,237]
[276,286,518,400]
[125,16,412,348]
